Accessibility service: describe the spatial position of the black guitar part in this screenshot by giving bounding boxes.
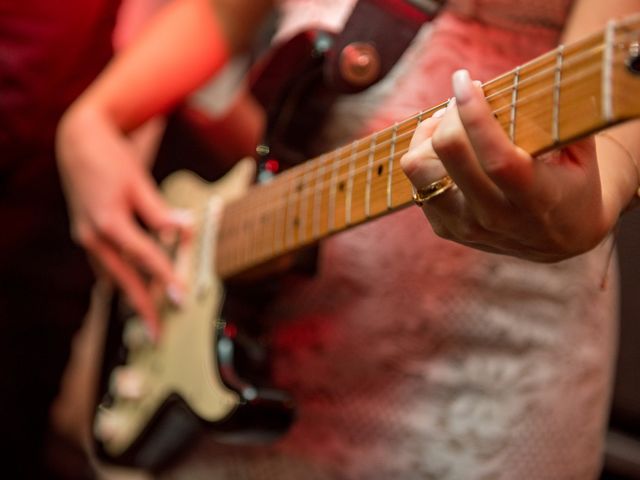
[93,293,295,470]
[251,29,337,170]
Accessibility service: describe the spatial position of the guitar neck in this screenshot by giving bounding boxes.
[216,15,640,279]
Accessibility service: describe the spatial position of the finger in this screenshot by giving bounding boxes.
[105,216,184,303]
[132,171,194,234]
[401,137,467,227]
[452,69,543,204]
[409,106,447,150]
[90,236,160,340]
[401,136,443,183]
[432,95,505,212]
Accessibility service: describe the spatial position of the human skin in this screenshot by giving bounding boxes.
[400,0,640,262]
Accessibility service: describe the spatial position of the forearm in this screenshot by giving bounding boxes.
[562,0,640,42]
[67,0,271,133]
[563,0,640,218]
[597,123,640,218]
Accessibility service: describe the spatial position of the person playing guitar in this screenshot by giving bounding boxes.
[56,0,640,478]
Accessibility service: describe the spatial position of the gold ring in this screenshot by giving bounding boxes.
[412,175,455,206]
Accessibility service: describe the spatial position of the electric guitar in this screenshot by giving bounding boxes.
[93,14,640,469]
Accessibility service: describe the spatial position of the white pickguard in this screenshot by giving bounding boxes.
[94,159,256,457]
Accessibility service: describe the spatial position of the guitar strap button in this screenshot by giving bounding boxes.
[339,42,381,89]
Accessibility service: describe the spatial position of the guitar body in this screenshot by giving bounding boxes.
[93,159,294,470]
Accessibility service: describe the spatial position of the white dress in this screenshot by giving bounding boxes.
[164,1,618,478]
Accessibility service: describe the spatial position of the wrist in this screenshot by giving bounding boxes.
[596,131,640,213]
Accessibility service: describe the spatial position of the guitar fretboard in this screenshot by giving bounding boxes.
[216,15,640,279]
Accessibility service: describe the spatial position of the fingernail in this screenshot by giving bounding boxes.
[452,69,472,104]
[166,284,184,306]
[170,209,194,227]
[446,97,456,110]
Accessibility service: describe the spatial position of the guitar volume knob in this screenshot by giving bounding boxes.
[110,366,147,400]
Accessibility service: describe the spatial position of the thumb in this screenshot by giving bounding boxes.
[131,171,194,232]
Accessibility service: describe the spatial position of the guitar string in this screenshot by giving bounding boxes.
[218,41,635,266]
[222,74,636,265]
[224,39,620,231]
[249,22,635,195]
[221,60,616,246]
[223,34,629,230]
[223,39,631,224]
[225,31,634,217]
[220,126,589,271]
[218,58,629,269]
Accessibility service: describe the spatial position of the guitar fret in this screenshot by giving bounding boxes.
[241,217,251,268]
[285,176,298,248]
[259,187,273,259]
[247,213,257,263]
[314,157,326,238]
[365,134,376,218]
[603,19,616,122]
[231,214,241,269]
[252,201,261,262]
[346,141,357,225]
[268,185,278,256]
[247,211,255,266]
[409,116,422,201]
[271,185,280,255]
[328,153,339,232]
[214,14,640,281]
[250,208,260,264]
[387,123,397,209]
[510,66,521,142]
[552,45,564,144]
[254,189,270,262]
[220,211,232,271]
[274,181,286,253]
[298,163,310,244]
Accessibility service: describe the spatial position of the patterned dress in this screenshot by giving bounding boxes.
[165,1,618,478]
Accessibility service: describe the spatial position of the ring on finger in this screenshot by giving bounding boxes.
[412,175,456,206]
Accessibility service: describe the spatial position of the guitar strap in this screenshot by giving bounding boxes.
[253,0,446,173]
[325,0,445,93]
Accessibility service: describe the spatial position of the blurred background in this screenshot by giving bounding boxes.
[601,209,640,480]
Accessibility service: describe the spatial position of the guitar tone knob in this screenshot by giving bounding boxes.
[94,408,127,442]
